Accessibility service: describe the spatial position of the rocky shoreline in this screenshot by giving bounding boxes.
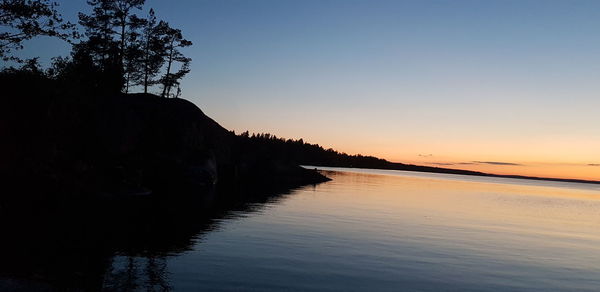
[0,91,329,206]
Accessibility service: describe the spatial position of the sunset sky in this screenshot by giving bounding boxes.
[23,0,600,180]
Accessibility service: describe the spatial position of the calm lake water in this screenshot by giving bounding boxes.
[4,167,600,291]
[106,167,600,291]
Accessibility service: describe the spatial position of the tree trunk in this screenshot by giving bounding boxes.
[119,11,129,93]
[120,14,127,58]
[143,34,150,94]
[166,82,173,98]
[161,37,175,98]
[144,69,148,93]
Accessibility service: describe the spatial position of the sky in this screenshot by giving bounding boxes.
[16,0,600,180]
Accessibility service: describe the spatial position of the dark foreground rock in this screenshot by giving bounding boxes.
[0,84,329,205]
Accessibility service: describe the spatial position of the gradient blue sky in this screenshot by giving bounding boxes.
[17,0,600,179]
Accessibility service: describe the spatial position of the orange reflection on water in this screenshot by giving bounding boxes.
[288,168,600,257]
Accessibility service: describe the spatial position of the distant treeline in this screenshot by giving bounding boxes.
[235,132,600,184]
[234,131,390,169]
[233,131,481,174]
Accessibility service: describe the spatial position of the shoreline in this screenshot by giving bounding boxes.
[304,164,600,186]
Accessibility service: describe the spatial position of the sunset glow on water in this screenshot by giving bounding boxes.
[110,168,600,291]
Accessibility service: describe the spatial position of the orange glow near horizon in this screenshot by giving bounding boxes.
[357,143,600,181]
[368,150,600,182]
[400,160,600,182]
[209,85,600,182]
[225,123,600,182]
[223,123,600,182]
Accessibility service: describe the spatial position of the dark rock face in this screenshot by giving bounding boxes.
[82,93,233,194]
[0,88,328,203]
[1,93,227,198]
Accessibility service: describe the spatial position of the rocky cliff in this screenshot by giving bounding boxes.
[0,87,329,204]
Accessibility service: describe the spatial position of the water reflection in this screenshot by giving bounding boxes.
[4,169,600,291]
[0,184,306,291]
[103,256,170,291]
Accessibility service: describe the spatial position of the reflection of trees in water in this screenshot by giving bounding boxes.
[103,256,170,291]
[0,184,307,291]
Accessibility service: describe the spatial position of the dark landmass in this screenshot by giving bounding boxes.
[0,68,330,290]
[0,70,329,208]
[236,133,600,185]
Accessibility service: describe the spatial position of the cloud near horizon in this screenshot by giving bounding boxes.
[588,164,600,166]
[428,161,523,167]
[472,161,523,166]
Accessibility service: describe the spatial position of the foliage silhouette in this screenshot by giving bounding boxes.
[1,0,193,95]
[0,0,76,62]
[159,25,192,98]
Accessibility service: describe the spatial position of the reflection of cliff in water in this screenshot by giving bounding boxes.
[0,183,311,291]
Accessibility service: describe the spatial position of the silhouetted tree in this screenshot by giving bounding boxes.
[0,0,75,62]
[3,0,193,95]
[78,0,116,67]
[110,0,144,60]
[77,0,125,93]
[48,45,105,93]
[159,25,191,98]
[122,14,145,92]
[105,0,146,92]
[78,0,149,93]
[136,9,167,93]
